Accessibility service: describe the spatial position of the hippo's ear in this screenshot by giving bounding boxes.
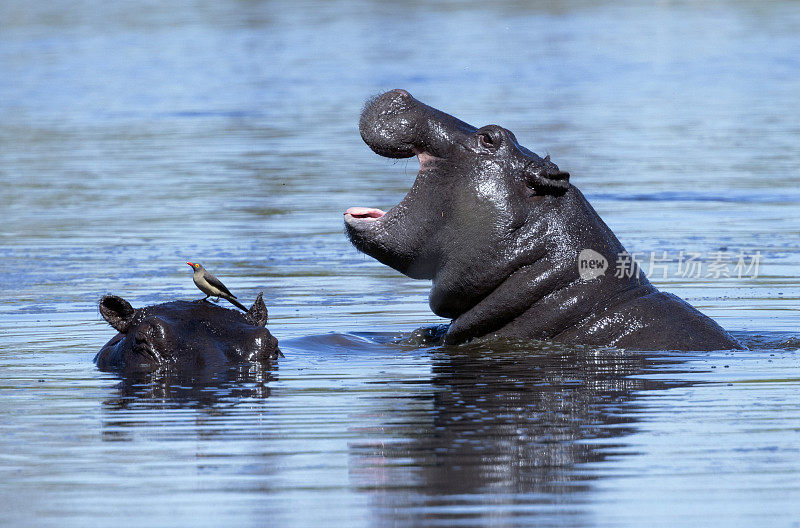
[525,154,570,195]
[245,292,269,327]
[99,295,136,332]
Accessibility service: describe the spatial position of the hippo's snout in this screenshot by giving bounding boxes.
[251,327,283,360]
[359,89,477,159]
[359,89,419,158]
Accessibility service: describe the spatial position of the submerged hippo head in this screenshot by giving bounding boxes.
[345,90,740,350]
[95,294,281,372]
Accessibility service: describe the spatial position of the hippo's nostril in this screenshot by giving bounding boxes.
[368,88,416,119]
[479,132,496,149]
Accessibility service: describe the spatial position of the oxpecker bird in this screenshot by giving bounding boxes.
[187,262,247,311]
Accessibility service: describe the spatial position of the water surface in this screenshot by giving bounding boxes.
[1,1,799,526]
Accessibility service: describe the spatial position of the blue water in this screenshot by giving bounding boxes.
[1,1,799,526]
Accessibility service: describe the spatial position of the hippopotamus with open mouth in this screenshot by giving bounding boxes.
[95,293,281,372]
[345,89,741,351]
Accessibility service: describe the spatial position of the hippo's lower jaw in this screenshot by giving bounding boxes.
[345,89,743,351]
[344,151,447,280]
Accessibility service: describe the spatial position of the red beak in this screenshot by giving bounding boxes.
[186,262,194,267]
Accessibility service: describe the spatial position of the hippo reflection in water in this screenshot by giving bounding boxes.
[345,89,741,351]
[95,293,281,373]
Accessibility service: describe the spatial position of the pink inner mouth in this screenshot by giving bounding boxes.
[344,207,386,220]
[345,153,429,222]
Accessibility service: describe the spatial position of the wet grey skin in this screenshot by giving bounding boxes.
[95,293,282,373]
[345,89,742,351]
[187,261,248,311]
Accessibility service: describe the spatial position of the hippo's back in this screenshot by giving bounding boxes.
[558,290,742,351]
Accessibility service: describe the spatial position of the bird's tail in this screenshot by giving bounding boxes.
[226,296,248,312]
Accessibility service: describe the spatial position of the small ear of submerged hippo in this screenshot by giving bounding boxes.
[525,154,570,195]
[245,292,269,327]
[99,295,136,332]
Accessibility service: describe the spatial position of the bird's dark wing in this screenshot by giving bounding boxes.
[204,272,235,297]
